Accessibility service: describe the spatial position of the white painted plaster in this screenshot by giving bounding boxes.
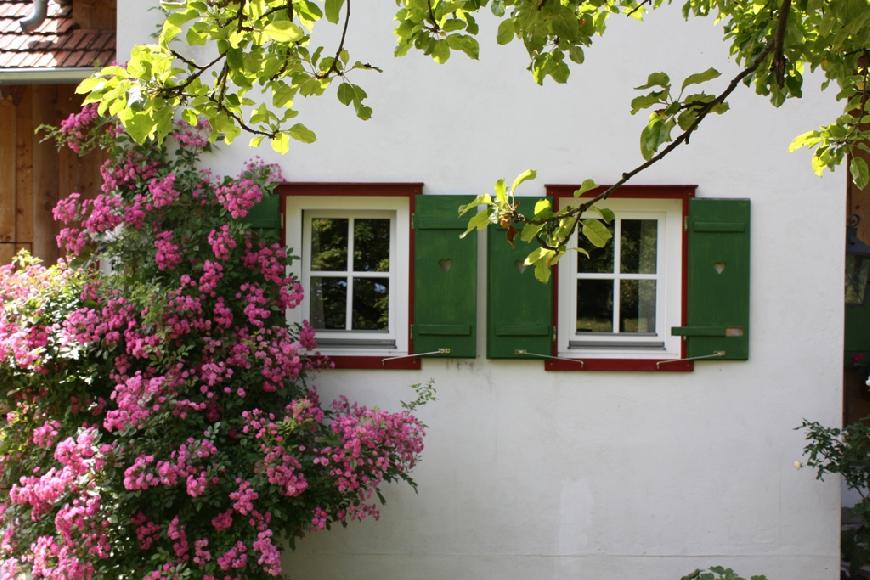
[118,2,845,578]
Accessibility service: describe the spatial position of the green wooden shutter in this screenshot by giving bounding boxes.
[672,198,750,360]
[243,194,281,238]
[413,195,477,358]
[487,198,553,359]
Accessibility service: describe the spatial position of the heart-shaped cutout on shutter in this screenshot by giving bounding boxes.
[515,259,527,273]
[714,262,726,275]
[438,258,452,272]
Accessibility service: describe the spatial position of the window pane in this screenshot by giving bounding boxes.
[576,280,613,332]
[310,218,348,271]
[620,219,657,274]
[353,219,390,272]
[578,221,615,273]
[352,278,389,331]
[310,277,347,330]
[619,279,657,333]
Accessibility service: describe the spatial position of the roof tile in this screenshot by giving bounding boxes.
[0,0,115,70]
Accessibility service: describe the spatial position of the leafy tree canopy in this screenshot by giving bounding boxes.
[79,0,870,279]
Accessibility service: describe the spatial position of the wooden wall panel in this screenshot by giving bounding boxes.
[73,0,117,31]
[15,88,33,249]
[850,147,870,244]
[0,96,16,245]
[0,244,16,265]
[0,85,104,266]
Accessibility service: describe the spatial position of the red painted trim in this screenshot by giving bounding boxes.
[408,193,417,359]
[278,182,422,371]
[680,195,690,361]
[545,358,693,372]
[546,184,696,372]
[329,355,421,371]
[278,182,424,197]
[547,184,696,199]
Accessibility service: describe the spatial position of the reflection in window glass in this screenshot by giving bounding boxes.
[578,221,615,274]
[619,279,657,333]
[352,279,389,331]
[353,219,390,272]
[620,219,657,274]
[310,218,348,271]
[310,277,347,330]
[576,280,613,332]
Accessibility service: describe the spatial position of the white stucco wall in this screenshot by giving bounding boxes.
[119,3,845,579]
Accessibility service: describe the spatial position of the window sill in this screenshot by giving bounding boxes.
[324,355,422,371]
[544,358,694,372]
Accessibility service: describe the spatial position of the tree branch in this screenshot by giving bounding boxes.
[771,0,792,88]
[526,40,776,242]
[625,0,653,18]
[164,52,224,96]
[316,0,351,79]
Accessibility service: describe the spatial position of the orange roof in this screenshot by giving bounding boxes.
[0,0,115,69]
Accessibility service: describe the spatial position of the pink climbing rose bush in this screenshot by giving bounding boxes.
[0,111,431,578]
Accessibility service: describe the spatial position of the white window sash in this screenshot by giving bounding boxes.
[558,198,683,359]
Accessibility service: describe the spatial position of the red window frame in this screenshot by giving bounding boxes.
[278,182,423,370]
[545,184,695,372]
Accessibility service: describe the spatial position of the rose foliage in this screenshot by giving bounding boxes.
[0,107,429,579]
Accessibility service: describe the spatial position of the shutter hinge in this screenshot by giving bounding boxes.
[411,213,415,229]
[684,216,688,231]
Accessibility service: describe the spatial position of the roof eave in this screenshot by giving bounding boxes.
[0,66,97,85]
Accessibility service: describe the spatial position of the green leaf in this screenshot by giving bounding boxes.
[122,111,153,144]
[534,259,552,283]
[640,117,674,160]
[789,130,819,152]
[270,133,290,154]
[510,169,536,194]
[494,179,508,204]
[273,84,295,108]
[519,223,542,243]
[432,41,450,64]
[851,157,869,190]
[325,0,344,24]
[263,21,305,43]
[288,123,317,143]
[634,72,670,91]
[75,75,107,95]
[458,194,488,215]
[533,198,552,217]
[681,67,720,91]
[574,179,597,197]
[630,90,667,114]
[496,19,515,45]
[461,208,492,238]
[181,109,198,126]
[446,34,479,60]
[525,246,547,265]
[581,219,612,247]
[337,83,354,106]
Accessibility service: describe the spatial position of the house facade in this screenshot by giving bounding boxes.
[115,2,842,579]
